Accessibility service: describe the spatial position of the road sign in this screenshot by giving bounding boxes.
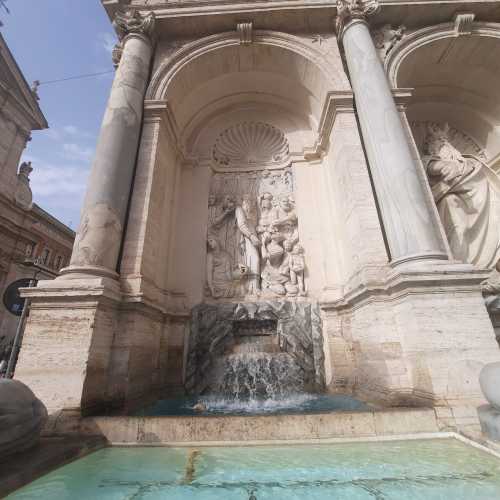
[2,278,35,316]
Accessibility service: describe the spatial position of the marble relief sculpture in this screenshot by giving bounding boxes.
[422,123,500,269]
[205,122,307,299]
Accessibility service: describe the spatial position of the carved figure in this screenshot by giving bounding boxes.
[372,24,406,60]
[235,196,261,295]
[211,195,238,264]
[205,122,307,299]
[206,237,246,298]
[283,244,306,297]
[257,192,276,261]
[423,123,500,269]
[272,195,299,250]
[207,194,221,231]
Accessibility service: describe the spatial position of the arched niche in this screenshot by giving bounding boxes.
[128,30,352,308]
[387,22,500,168]
[384,23,500,272]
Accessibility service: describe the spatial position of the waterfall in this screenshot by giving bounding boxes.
[212,352,305,400]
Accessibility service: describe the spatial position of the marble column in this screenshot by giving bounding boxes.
[336,0,447,266]
[62,10,155,279]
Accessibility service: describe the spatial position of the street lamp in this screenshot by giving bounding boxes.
[1,258,57,378]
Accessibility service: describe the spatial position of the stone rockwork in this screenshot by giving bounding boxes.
[185,301,325,396]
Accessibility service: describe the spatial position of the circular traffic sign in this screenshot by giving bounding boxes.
[2,279,35,316]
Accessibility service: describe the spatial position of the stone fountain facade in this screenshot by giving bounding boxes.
[12,1,500,432]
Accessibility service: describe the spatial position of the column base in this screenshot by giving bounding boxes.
[389,252,449,269]
[59,264,119,281]
[15,277,122,414]
[15,276,174,416]
[322,265,499,413]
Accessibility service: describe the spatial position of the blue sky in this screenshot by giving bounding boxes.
[2,0,116,229]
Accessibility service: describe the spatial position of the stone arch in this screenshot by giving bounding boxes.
[386,21,500,167]
[146,30,347,156]
[385,21,500,270]
[124,29,353,308]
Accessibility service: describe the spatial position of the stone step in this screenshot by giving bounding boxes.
[79,408,440,445]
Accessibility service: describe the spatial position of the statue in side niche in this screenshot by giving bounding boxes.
[423,123,500,269]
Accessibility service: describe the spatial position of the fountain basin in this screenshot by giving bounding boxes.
[134,393,370,417]
[7,439,500,499]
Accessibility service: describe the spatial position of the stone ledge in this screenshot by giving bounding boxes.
[77,408,439,444]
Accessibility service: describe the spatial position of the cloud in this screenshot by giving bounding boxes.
[63,125,78,135]
[23,155,91,227]
[45,128,61,141]
[45,125,93,141]
[61,143,94,163]
[99,32,117,54]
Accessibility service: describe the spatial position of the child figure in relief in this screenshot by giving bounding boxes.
[282,244,306,297]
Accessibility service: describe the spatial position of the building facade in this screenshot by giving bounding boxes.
[0,33,74,357]
[14,0,500,431]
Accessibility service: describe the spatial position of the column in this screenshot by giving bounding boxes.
[62,10,156,279]
[336,0,447,266]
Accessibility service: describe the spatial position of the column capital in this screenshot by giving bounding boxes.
[335,0,380,41]
[113,9,156,43]
[112,10,156,67]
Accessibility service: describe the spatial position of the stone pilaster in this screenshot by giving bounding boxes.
[336,0,448,266]
[63,10,156,279]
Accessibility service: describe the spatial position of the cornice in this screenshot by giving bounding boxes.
[0,33,48,130]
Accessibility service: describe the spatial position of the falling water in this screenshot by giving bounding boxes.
[212,352,305,401]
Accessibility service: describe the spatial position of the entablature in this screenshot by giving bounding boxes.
[102,1,500,38]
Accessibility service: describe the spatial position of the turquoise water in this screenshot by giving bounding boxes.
[135,393,370,416]
[8,439,500,499]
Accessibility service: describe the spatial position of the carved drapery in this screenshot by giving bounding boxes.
[418,122,500,270]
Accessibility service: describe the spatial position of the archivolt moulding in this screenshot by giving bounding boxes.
[146,29,339,101]
[386,21,500,87]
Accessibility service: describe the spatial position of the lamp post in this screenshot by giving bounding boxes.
[2,258,56,378]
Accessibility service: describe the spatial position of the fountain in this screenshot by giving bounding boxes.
[184,301,325,412]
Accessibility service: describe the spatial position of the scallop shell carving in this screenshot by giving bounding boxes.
[212,122,290,170]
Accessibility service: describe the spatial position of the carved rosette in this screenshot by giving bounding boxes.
[335,0,380,40]
[112,9,155,66]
